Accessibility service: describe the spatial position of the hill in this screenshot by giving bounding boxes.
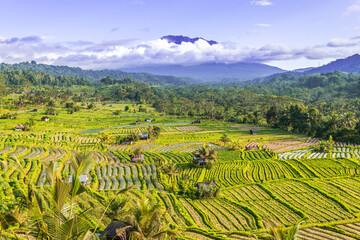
[305,53,360,74]
[0,62,190,86]
[121,62,285,83]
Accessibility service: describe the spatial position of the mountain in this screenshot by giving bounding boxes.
[305,54,360,74]
[161,35,218,45]
[0,62,190,86]
[292,67,315,73]
[121,62,285,83]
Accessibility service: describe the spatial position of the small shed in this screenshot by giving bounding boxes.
[14,124,25,131]
[145,118,152,123]
[68,175,88,185]
[192,119,201,124]
[49,112,56,116]
[100,219,131,240]
[131,154,144,162]
[250,129,258,135]
[138,132,149,140]
[41,116,50,121]
[8,115,14,119]
[30,109,38,112]
[196,181,216,192]
[194,156,207,166]
[113,112,119,115]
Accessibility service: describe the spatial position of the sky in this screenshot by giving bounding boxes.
[0,0,360,70]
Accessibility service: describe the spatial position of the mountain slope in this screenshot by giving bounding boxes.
[121,62,285,83]
[0,62,190,85]
[305,54,360,74]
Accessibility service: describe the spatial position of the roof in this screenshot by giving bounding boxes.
[138,133,149,137]
[100,219,131,239]
[132,154,144,159]
[42,116,49,119]
[15,124,25,129]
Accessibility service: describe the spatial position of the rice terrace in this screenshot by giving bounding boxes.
[0,98,360,239]
[2,1,360,240]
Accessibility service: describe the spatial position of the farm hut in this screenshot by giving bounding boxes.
[192,119,201,124]
[79,175,88,184]
[30,109,38,112]
[134,120,141,125]
[138,132,149,140]
[131,154,144,162]
[145,118,152,122]
[113,111,119,115]
[41,116,50,121]
[68,175,88,185]
[250,129,258,135]
[14,124,25,131]
[196,181,216,192]
[49,112,56,116]
[8,115,14,119]
[193,156,207,166]
[100,219,131,240]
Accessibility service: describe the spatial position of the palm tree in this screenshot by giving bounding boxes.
[220,134,231,146]
[263,218,304,240]
[122,196,176,240]
[193,144,217,167]
[161,163,180,184]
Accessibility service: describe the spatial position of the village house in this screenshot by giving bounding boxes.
[41,116,50,121]
[138,132,149,140]
[100,219,131,240]
[192,119,201,124]
[250,129,258,135]
[131,154,145,163]
[14,124,26,131]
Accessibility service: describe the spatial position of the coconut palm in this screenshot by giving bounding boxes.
[193,144,217,167]
[161,163,180,179]
[122,196,176,240]
[219,134,231,146]
[263,218,304,240]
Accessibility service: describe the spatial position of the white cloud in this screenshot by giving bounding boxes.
[0,35,359,70]
[255,23,272,27]
[344,0,360,15]
[327,38,358,47]
[250,0,273,6]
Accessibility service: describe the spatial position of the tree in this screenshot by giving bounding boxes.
[219,134,231,146]
[193,144,217,168]
[100,133,112,143]
[263,218,304,240]
[87,103,95,110]
[121,196,176,240]
[147,126,161,139]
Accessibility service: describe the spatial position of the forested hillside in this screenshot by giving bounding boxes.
[0,62,190,85]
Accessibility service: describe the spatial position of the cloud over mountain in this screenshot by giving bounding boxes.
[0,34,359,70]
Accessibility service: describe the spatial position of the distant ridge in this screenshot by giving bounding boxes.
[0,62,190,86]
[161,35,218,45]
[121,62,285,83]
[305,54,360,74]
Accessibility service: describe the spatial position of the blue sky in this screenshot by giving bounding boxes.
[0,0,359,70]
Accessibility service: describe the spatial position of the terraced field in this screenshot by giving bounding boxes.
[3,131,360,239]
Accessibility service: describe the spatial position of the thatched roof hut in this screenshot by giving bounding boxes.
[15,124,25,131]
[41,116,50,121]
[250,129,258,135]
[100,219,131,240]
[192,119,201,124]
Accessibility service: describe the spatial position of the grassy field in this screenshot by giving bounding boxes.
[1,104,360,239]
